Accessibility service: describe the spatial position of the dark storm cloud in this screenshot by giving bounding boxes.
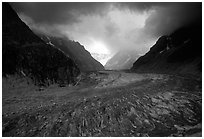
[10,2,110,25]
[116,2,202,37]
[114,2,161,12]
[144,3,202,37]
[11,2,201,36]
[9,2,202,56]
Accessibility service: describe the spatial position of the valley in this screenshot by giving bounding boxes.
[2,2,202,137]
[2,71,202,137]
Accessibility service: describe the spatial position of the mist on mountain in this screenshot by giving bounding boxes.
[10,2,201,60]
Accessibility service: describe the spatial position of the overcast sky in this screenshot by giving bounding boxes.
[11,2,201,56]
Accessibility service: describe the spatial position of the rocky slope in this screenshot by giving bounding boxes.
[105,50,140,70]
[131,22,201,77]
[2,3,80,86]
[36,34,104,72]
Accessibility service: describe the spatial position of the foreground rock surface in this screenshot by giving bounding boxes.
[2,71,201,137]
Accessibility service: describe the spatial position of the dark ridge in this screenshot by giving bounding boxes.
[36,33,104,72]
[2,2,80,86]
[131,21,202,77]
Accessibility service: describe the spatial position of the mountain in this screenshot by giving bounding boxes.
[2,3,80,86]
[90,53,111,65]
[105,50,140,70]
[36,33,104,72]
[131,22,202,77]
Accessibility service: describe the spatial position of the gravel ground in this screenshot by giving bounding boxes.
[2,71,202,136]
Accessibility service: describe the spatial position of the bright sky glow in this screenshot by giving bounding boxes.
[88,40,110,54]
[16,2,201,59]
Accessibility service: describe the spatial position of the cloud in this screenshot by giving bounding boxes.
[115,2,201,36]
[10,2,202,56]
[11,2,110,25]
[143,3,202,37]
[58,8,151,54]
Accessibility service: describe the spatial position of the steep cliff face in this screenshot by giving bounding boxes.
[2,3,80,86]
[36,34,104,72]
[105,50,140,70]
[131,22,201,76]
